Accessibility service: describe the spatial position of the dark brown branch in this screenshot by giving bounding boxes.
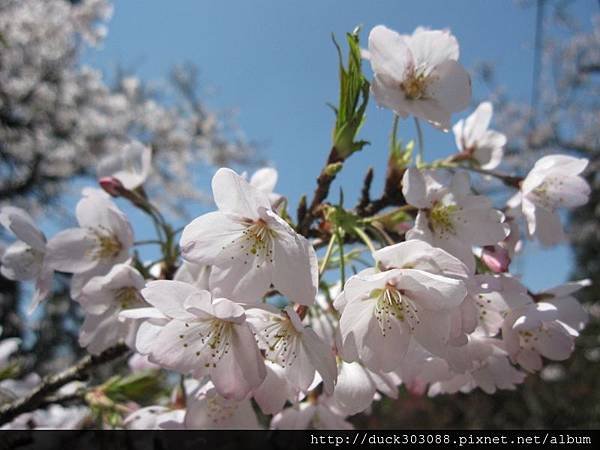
[356,167,374,215]
[297,147,344,236]
[0,343,129,425]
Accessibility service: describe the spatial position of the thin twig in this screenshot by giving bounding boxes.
[0,343,129,425]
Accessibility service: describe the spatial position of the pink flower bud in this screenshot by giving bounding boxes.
[99,176,125,197]
[481,245,511,273]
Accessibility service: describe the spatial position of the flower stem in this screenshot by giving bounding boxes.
[414,117,424,166]
[319,233,337,276]
[335,226,346,286]
[352,226,377,254]
[390,114,400,151]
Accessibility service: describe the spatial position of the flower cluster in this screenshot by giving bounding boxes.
[0,23,592,430]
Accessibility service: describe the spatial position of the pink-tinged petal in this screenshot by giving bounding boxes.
[0,207,46,251]
[29,266,53,313]
[399,269,467,310]
[449,171,471,197]
[301,328,337,395]
[123,406,171,429]
[543,279,591,298]
[543,176,590,208]
[157,413,186,430]
[119,307,166,321]
[181,291,217,321]
[270,403,316,430]
[368,25,411,82]
[371,75,411,117]
[141,280,199,320]
[253,362,292,415]
[462,102,493,147]
[516,349,543,372]
[360,306,410,372]
[79,308,123,355]
[1,241,43,281]
[185,394,260,430]
[212,168,270,218]
[533,207,564,246]
[452,118,466,151]
[532,154,588,176]
[333,362,375,415]
[406,27,459,69]
[429,60,472,122]
[209,259,271,304]
[402,168,430,209]
[149,320,211,374]
[535,322,574,361]
[133,319,167,355]
[314,401,354,430]
[268,212,318,306]
[174,262,211,290]
[512,303,559,331]
[180,211,246,264]
[210,324,266,401]
[250,168,278,194]
[375,239,470,278]
[210,297,246,323]
[412,309,452,357]
[551,297,588,332]
[45,228,99,273]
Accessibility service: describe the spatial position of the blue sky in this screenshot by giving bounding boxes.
[80,0,597,290]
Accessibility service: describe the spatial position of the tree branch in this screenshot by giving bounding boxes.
[297,146,344,236]
[0,343,129,425]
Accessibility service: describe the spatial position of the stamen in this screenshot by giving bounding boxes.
[373,285,420,336]
[114,286,143,309]
[89,226,123,261]
[427,202,460,237]
[255,316,299,368]
[400,70,430,101]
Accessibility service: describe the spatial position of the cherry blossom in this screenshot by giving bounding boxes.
[402,168,509,271]
[428,337,526,395]
[180,168,318,305]
[332,361,399,416]
[336,244,467,372]
[78,263,148,354]
[509,154,590,246]
[182,381,260,429]
[46,189,133,275]
[0,207,53,312]
[367,25,471,130]
[125,280,266,400]
[246,305,337,395]
[501,301,580,372]
[452,102,506,169]
[97,140,152,191]
[246,167,284,208]
[270,397,353,430]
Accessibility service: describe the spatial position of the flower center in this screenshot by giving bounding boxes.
[372,284,420,336]
[224,218,276,269]
[427,203,458,237]
[518,328,542,350]
[206,396,237,424]
[255,316,299,368]
[400,71,429,101]
[530,177,563,210]
[114,286,143,309]
[179,319,233,368]
[91,227,123,261]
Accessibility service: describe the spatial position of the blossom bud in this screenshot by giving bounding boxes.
[99,176,126,197]
[481,245,511,273]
